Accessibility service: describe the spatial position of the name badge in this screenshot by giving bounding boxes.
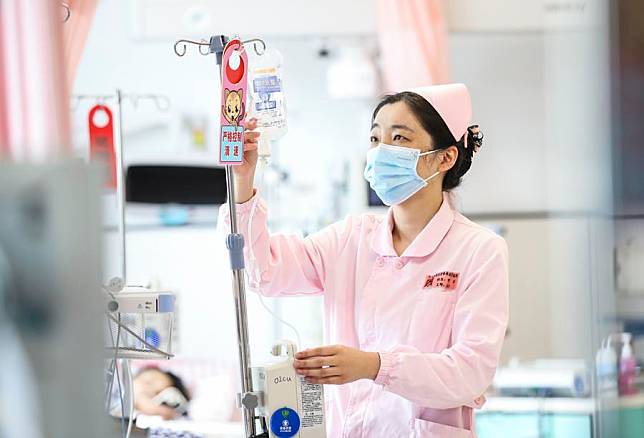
[423,272,459,290]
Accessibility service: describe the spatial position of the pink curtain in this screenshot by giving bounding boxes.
[376,0,450,92]
[0,0,70,161]
[0,0,97,161]
[63,0,98,88]
[0,28,8,158]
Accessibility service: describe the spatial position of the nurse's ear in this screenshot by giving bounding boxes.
[435,145,459,173]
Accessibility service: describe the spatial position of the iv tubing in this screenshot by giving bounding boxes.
[247,158,302,348]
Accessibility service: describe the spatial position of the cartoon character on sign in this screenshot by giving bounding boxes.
[222,88,245,127]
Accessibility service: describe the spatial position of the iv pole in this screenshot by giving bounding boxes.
[173,35,268,438]
[74,91,173,438]
[72,91,171,286]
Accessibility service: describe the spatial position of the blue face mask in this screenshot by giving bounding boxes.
[363,143,440,206]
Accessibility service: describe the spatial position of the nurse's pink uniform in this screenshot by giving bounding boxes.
[219,192,509,438]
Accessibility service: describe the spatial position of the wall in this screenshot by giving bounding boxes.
[486,218,553,362]
[130,0,376,38]
[448,33,547,214]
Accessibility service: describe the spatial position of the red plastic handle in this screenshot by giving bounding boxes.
[88,105,116,189]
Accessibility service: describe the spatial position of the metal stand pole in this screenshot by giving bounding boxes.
[114,89,127,283]
[173,35,267,437]
[224,165,261,437]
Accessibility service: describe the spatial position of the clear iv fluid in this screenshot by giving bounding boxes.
[249,47,287,157]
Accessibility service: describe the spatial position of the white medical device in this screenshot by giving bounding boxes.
[251,341,326,438]
[105,285,176,360]
[107,287,176,314]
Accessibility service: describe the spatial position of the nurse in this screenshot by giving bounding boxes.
[220,83,509,437]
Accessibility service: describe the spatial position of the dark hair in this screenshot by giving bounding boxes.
[372,92,482,191]
[138,367,191,402]
[164,370,191,402]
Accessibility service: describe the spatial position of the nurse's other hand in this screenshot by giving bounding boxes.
[294,345,381,385]
[233,118,259,203]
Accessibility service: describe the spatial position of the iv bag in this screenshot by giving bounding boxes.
[248,47,287,157]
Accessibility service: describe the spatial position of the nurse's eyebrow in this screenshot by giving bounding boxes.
[370,123,415,133]
[390,124,415,133]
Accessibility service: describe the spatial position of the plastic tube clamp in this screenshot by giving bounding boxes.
[226,233,246,270]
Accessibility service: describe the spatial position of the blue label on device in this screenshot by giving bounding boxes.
[270,407,300,438]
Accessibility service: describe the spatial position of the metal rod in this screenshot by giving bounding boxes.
[226,164,256,436]
[72,91,168,285]
[226,166,239,234]
[71,94,170,112]
[232,268,256,435]
[114,89,127,282]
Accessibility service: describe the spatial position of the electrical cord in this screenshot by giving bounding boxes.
[0,247,10,322]
[105,358,116,403]
[103,286,120,409]
[105,313,122,411]
[125,359,134,438]
[111,313,126,437]
[247,157,302,348]
[116,358,126,437]
[102,285,117,300]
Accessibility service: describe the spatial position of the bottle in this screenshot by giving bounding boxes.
[248,47,288,158]
[596,337,618,397]
[618,333,639,396]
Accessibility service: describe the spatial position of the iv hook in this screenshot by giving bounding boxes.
[173,36,267,58]
[173,39,211,57]
[242,38,267,56]
[61,2,71,23]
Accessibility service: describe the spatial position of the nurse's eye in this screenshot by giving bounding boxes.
[370,135,378,143]
[393,134,408,142]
